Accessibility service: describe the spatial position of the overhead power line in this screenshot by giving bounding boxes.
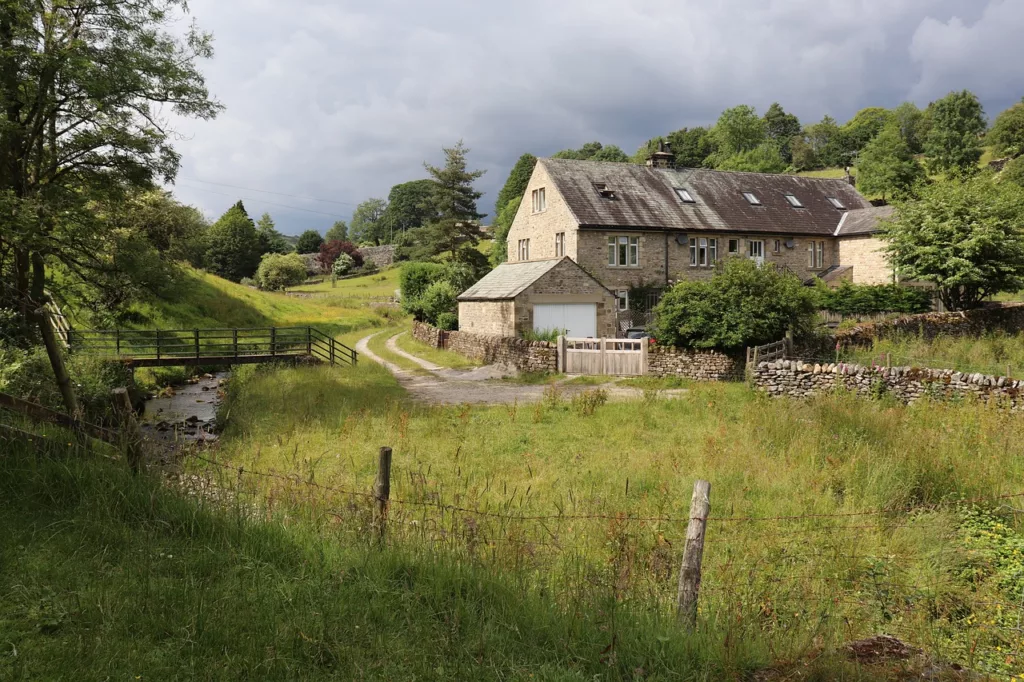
[174,183,350,219]
[177,176,359,206]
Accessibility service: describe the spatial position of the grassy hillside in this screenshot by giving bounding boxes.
[288,267,400,297]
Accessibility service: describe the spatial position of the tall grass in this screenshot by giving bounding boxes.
[839,331,1024,378]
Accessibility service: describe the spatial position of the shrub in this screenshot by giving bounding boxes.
[399,262,446,319]
[295,229,324,254]
[256,252,307,291]
[815,282,932,316]
[521,328,562,343]
[318,240,363,271]
[570,388,608,416]
[652,258,816,350]
[240,277,257,288]
[331,253,356,277]
[435,312,458,331]
[419,280,458,327]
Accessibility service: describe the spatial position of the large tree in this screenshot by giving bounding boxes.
[349,198,389,245]
[763,103,802,163]
[710,105,768,163]
[879,176,1024,311]
[0,0,220,413]
[988,102,1024,159]
[205,202,261,282]
[552,141,628,163]
[841,107,895,153]
[856,124,925,201]
[489,196,521,267]
[383,179,435,237]
[255,213,290,254]
[892,102,930,154]
[924,90,986,177]
[324,220,348,243]
[295,229,324,254]
[494,153,536,218]
[422,140,485,259]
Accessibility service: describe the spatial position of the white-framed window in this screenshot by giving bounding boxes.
[808,240,825,269]
[518,238,530,261]
[743,192,761,206]
[675,188,696,203]
[826,197,845,210]
[785,194,804,208]
[555,232,565,257]
[689,237,718,267]
[773,239,782,253]
[607,235,639,267]
[728,238,739,255]
[615,290,629,312]
[748,240,764,262]
[531,187,546,213]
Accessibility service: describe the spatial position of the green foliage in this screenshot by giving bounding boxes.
[840,107,895,152]
[419,280,458,327]
[668,127,717,167]
[399,262,446,316]
[570,388,608,416]
[331,253,356,277]
[421,141,486,259]
[797,115,850,170]
[324,220,348,243]
[489,196,521,266]
[255,213,291,254]
[350,198,389,245]
[763,102,802,163]
[814,282,932,315]
[892,102,930,154]
[715,142,787,173]
[521,328,563,343]
[652,258,816,349]
[383,180,435,238]
[988,102,1024,159]
[924,90,986,177]
[551,141,624,161]
[494,154,536,217]
[856,123,926,200]
[204,201,262,282]
[435,311,458,331]
[709,105,768,163]
[879,176,1024,310]
[1003,156,1024,188]
[255,253,307,291]
[589,144,630,162]
[295,229,324,254]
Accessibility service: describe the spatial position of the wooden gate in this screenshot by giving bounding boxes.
[558,337,647,376]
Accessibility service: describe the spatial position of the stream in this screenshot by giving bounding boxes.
[140,371,228,446]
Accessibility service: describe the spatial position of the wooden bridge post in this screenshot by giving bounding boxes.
[156,329,161,361]
[194,328,200,361]
[372,446,393,544]
[306,327,312,356]
[271,327,277,357]
[111,388,144,474]
[677,479,711,629]
[115,328,121,355]
[233,329,238,359]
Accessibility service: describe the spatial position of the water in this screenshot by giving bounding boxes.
[140,371,228,445]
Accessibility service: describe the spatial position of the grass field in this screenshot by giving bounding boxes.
[394,329,482,369]
[839,331,1024,378]
[288,267,400,297]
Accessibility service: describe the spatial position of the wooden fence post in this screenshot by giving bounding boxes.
[372,446,393,543]
[677,479,711,628]
[111,388,144,474]
[271,327,277,357]
[233,329,239,359]
[156,329,161,361]
[194,328,200,361]
[557,335,567,373]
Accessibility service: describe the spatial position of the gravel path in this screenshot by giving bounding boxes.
[356,332,688,406]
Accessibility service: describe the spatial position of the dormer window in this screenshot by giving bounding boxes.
[675,188,696,203]
[594,182,616,199]
[784,194,804,208]
[826,197,846,210]
[742,192,761,206]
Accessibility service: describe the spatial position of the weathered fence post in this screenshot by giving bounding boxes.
[115,328,121,356]
[156,329,161,361]
[306,327,312,356]
[194,328,200,361]
[270,327,277,357]
[557,335,567,373]
[233,329,239,359]
[111,388,144,474]
[372,446,393,543]
[677,479,711,628]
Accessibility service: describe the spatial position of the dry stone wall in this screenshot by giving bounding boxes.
[412,321,556,373]
[358,245,396,270]
[836,304,1024,347]
[753,359,1024,410]
[648,346,743,381]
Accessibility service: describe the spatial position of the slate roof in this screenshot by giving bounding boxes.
[540,158,872,237]
[458,258,567,301]
[835,205,894,237]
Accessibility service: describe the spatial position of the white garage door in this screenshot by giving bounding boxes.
[533,303,597,338]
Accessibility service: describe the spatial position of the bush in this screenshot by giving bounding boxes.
[331,253,356,277]
[256,252,307,291]
[318,240,363,271]
[240,277,257,288]
[399,262,447,319]
[815,282,932,316]
[436,312,458,331]
[295,230,324,254]
[419,280,458,327]
[652,258,816,350]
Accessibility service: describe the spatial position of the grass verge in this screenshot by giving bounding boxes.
[394,330,482,369]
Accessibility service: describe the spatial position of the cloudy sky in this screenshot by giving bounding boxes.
[166,0,1024,236]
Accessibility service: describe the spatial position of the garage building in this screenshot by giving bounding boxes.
[457,257,616,339]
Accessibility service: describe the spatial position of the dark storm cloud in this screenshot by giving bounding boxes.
[166,0,1024,234]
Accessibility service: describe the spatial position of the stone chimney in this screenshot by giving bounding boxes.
[646,140,675,169]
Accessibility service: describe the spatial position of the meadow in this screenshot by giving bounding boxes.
[838,330,1024,378]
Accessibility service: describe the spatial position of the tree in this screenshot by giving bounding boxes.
[383,180,435,237]
[709,105,768,163]
[494,154,536,217]
[0,0,220,414]
[255,252,307,291]
[552,141,629,163]
[255,213,290,254]
[205,202,262,282]
[763,103,802,163]
[667,127,717,168]
[892,102,929,154]
[324,220,348,242]
[989,103,1024,159]
[841,107,895,153]
[422,140,486,259]
[802,116,849,168]
[331,253,356,277]
[295,230,324,254]
[490,196,521,266]
[878,176,1024,311]
[317,240,363,271]
[715,142,787,174]
[924,90,986,177]
[1003,156,1024,188]
[856,124,926,201]
[349,198,389,245]
[590,145,630,162]
[652,258,816,350]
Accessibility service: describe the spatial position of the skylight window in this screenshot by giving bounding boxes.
[827,197,846,210]
[785,194,804,208]
[675,188,696,203]
[742,192,761,206]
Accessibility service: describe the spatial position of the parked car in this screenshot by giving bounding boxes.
[624,328,649,339]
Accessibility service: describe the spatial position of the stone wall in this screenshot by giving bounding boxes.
[647,346,743,381]
[359,245,396,270]
[836,304,1024,347]
[412,321,556,373]
[753,359,1024,410]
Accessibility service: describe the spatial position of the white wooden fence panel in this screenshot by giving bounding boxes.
[562,337,646,376]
